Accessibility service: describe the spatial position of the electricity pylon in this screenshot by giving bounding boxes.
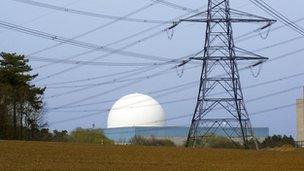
[170,0,276,149]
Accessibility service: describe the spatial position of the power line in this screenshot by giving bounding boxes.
[0,0,82,35]
[237,17,304,43]
[21,1,200,68]
[48,101,298,126]
[28,2,160,70]
[49,85,302,113]
[29,22,200,69]
[0,20,177,62]
[45,38,303,124]
[31,6,206,82]
[45,44,304,111]
[251,103,296,116]
[43,50,202,99]
[48,72,304,113]
[34,16,304,88]
[43,37,304,101]
[48,80,198,110]
[47,59,304,125]
[31,23,274,93]
[150,0,195,12]
[250,0,304,37]
[44,68,153,86]
[11,0,167,24]
[45,65,161,99]
[45,64,199,100]
[41,28,304,88]
[31,24,180,75]
[246,86,302,103]
[257,0,304,33]
[27,55,175,67]
[45,62,199,90]
[49,64,187,109]
[42,67,154,86]
[30,14,287,71]
[44,64,193,99]
[46,49,304,111]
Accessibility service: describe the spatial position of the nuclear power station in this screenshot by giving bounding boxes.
[103,0,277,147]
[103,93,269,145]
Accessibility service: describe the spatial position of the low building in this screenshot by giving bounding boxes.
[103,126,269,146]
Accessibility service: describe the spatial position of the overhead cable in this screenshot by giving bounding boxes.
[11,0,166,24]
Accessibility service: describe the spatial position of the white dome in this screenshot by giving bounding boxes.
[107,93,165,128]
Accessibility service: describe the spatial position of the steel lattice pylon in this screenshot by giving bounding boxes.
[170,0,276,149]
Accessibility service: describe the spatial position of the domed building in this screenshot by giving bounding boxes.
[107,93,165,128]
[103,93,270,145]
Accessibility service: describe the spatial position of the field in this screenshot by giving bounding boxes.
[0,141,304,170]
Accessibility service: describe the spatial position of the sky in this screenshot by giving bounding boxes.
[0,0,303,137]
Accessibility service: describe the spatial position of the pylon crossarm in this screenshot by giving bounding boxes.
[189,56,268,61]
[169,7,276,29]
[230,9,276,23]
[179,18,275,23]
[177,8,276,24]
[201,118,250,123]
[235,47,268,60]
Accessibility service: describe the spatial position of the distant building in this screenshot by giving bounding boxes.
[104,93,269,145]
[297,99,304,147]
[103,126,269,145]
[107,93,165,128]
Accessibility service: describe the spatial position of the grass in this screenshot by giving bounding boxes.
[0,140,304,170]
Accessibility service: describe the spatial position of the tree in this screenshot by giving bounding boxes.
[69,128,114,145]
[129,136,176,147]
[186,136,242,149]
[52,130,69,142]
[260,135,295,148]
[0,52,46,140]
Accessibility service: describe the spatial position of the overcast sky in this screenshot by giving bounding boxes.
[0,0,303,137]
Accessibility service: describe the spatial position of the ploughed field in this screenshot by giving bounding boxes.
[1,141,304,170]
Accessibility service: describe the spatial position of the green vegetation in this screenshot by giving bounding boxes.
[0,52,45,140]
[3,126,113,144]
[186,135,296,149]
[260,135,295,148]
[129,136,176,147]
[186,136,243,149]
[194,136,243,149]
[32,128,114,144]
[69,128,113,145]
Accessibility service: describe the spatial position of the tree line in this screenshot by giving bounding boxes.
[29,127,114,145]
[0,52,298,149]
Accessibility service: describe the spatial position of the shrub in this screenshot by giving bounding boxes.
[69,128,114,145]
[129,136,176,147]
[52,130,69,142]
[260,135,295,149]
[187,136,242,149]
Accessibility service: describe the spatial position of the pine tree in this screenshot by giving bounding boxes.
[0,52,45,140]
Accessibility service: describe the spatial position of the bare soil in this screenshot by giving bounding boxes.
[0,140,304,170]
